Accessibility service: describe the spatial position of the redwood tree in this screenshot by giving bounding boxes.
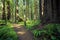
[7,1,11,20]
[2,0,6,20]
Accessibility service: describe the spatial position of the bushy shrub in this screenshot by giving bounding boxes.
[0,24,18,40]
[26,20,40,30]
[32,24,60,40]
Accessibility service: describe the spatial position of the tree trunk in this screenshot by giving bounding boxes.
[34,0,38,20]
[7,1,11,20]
[2,0,6,20]
[40,0,52,24]
[26,0,29,20]
[15,0,19,23]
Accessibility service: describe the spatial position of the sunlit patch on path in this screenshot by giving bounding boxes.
[13,24,33,40]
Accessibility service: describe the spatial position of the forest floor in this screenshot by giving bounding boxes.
[13,24,34,40]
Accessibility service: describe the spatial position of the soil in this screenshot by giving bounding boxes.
[13,24,34,40]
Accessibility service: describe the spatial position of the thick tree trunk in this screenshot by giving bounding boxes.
[7,1,11,20]
[2,0,7,24]
[34,0,38,20]
[26,0,29,20]
[40,0,60,24]
[2,0,6,20]
[56,0,60,23]
[51,0,57,23]
[40,0,52,24]
[39,0,45,23]
[15,0,19,23]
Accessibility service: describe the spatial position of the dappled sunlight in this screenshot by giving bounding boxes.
[13,24,26,35]
[13,25,22,28]
[13,24,21,27]
[41,0,44,16]
[42,12,43,16]
[17,31,26,35]
[16,26,22,28]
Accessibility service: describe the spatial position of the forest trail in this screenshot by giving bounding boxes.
[13,24,34,40]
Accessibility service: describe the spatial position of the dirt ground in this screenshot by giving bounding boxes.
[13,24,34,40]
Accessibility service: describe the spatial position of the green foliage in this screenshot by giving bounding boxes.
[0,0,39,23]
[0,24,18,40]
[56,24,60,33]
[32,29,44,37]
[26,20,40,30]
[51,36,56,40]
[32,24,60,40]
[18,22,24,25]
[0,20,5,24]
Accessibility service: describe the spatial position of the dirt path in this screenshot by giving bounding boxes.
[13,24,34,40]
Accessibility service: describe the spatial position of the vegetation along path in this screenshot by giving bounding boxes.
[13,24,34,40]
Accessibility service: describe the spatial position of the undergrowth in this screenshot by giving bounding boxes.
[0,23,18,40]
[26,20,40,30]
[32,24,60,40]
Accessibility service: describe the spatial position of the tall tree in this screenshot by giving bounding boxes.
[26,0,29,20]
[29,0,33,20]
[2,0,6,20]
[15,0,19,23]
[23,0,27,26]
[7,1,11,20]
[30,0,33,20]
[34,0,39,20]
[2,0,7,24]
